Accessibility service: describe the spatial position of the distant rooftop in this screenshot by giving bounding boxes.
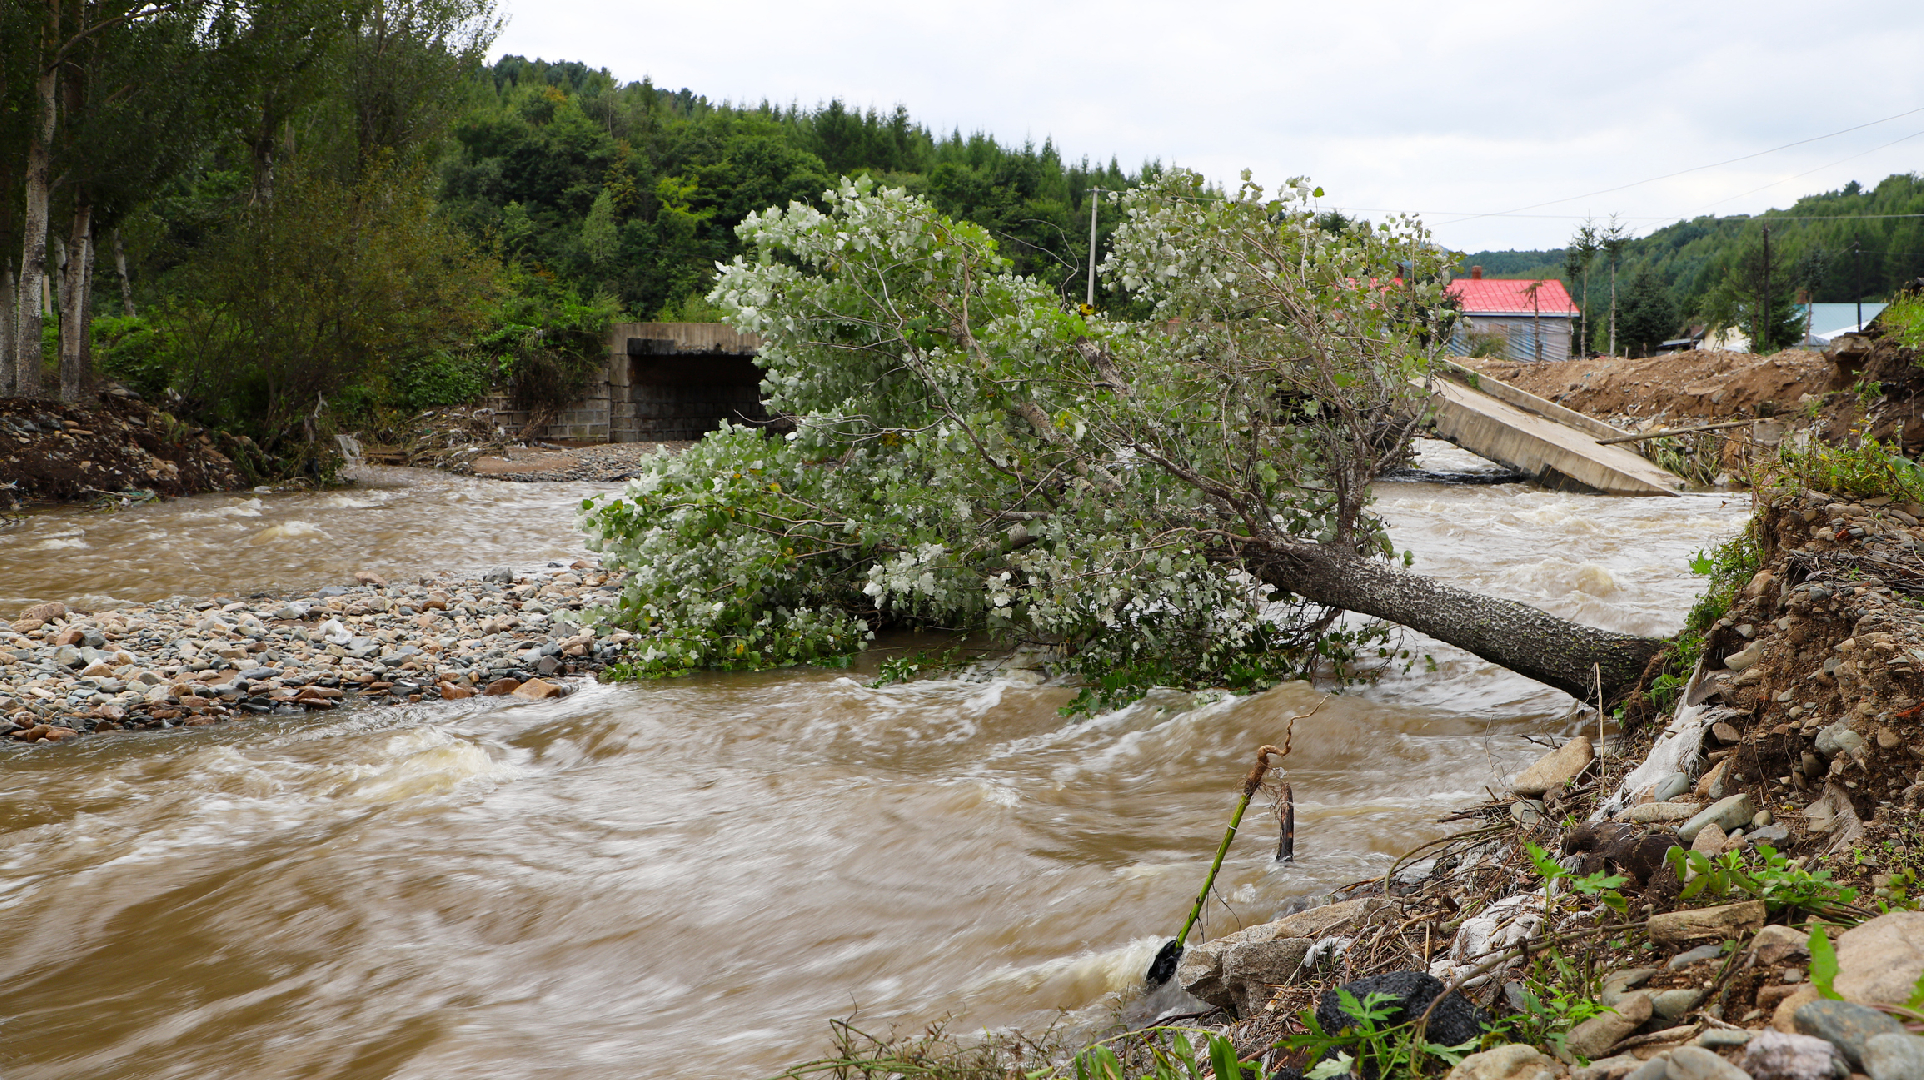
[1446,276,1579,317]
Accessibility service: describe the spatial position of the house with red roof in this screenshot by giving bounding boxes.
[1446,267,1580,362]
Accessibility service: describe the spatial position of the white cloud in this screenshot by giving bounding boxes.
[490,0,1924,252]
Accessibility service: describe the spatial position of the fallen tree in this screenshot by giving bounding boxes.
[580,172,1663,707]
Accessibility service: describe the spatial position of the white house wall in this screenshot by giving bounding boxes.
[1449,315,1575,362]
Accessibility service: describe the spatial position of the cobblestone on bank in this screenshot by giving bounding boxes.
[0,562,629,740]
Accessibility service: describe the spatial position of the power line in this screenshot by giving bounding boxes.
[1434,103,1924,225]
[1688,127,1924,214]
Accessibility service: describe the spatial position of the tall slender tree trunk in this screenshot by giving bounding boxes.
[1,262,15,395]
[113,227,135,316]
[59,198,93,402]
[16,9,59,399]
[78,223,96,392]
[1608,258,1618,358]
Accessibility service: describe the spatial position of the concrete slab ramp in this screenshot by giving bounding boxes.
[1426,362,1686,497]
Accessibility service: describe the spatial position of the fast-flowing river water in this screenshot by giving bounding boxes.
[0,445,1750,1079]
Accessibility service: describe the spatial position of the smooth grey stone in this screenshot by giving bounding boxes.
[1679,793,1757,842]
[1865,1032,1924,1080]
[1794,998,1905,1068]
[1653,772,1692,801]
[483,567,514,583]
[1816,722,1867,761]
[1625,1056,1670,1080]
[317,586,348,598]
[1664,1045,1750,1080]
[238,667,280,681]
[1695,1029,1752,1049]
[1668,943,1725,970]
[1651,987,1704,1021]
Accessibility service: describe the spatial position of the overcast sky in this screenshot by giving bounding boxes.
[489,0,1924,253]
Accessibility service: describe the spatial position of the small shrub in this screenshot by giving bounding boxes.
[1887,293,1924,350]
[1465,330,1509,359]
[1772,438,1924,503]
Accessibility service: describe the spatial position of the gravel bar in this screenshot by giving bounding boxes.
[1,561,633,743]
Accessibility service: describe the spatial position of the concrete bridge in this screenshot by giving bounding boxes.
[1425,360,1686,496]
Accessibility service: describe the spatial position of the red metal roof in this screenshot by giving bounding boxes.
[1446,277,1579,316]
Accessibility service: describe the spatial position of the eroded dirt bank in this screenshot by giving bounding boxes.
[0,393,248,507]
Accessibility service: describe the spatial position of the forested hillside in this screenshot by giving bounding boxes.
[1457,174,1924,350]
[0,8,1150,476]
[440,57,1146,318]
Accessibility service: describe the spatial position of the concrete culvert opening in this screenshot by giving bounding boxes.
[616,323,769,441]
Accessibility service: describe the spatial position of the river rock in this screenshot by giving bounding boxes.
[1511,737,1594,797]
[1625,801,1700,824]
[1678,793,1756,842]
[1793,998,1904,1069]
[1601,968,1657,1007]
[1815,722,1867,762]
[1268,897,1383,940]
[1696,759,1732,800]
[1649,988,1703,1022]
[439,682,472,700]
[1773,986,1823,1033]
[1648,900,1765,946]
[511,678,564,699]
[19,600,65,623]
[1668,943,1724,970]
[1565,990,1651,1060]
[1443,1044,1557,1080]
[1652,772,1692,801]
[1664,1045,1749,1080]
[1864,1032,1924,1080]
[483,678,520,696]
[1225,937,1312,1015]
[1690,821,1729,856]
[1750,924,1811,967]
[1833,910,1924,1006]
[483,567,514,583]
[1723,643,1763,670]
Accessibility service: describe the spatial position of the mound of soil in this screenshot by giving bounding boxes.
[1465,348,1835,421]
[0,394,247,506]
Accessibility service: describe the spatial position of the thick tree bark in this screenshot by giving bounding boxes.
[1252,538,1662,704]
[15,16,57,399]
[59,198,92,402]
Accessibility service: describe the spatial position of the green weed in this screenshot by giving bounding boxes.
[1285,989,1478,1079]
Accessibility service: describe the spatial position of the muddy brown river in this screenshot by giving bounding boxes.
[0,446,1749,1079]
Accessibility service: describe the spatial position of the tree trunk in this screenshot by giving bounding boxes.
[59,198,92,402]
[15,15,57,399]
[78,224,96,392]
[1252,538,1662,704]
[1,262,15,395]
[113,227,134,316]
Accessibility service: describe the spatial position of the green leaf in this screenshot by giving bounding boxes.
[1908,968,1924,1012]
[1809,924,1843,1000]
[1306,1053,1353,1080]
[1207,1034,1243,1080]
[1689,549,1715,575]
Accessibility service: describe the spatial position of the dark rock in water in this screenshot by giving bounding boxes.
[1316,970,1486,1075]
